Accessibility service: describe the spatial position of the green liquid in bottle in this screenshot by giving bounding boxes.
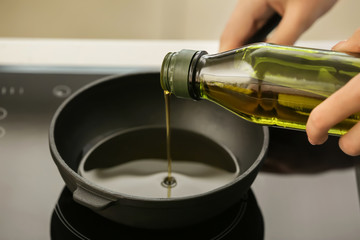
[197,44,360,135]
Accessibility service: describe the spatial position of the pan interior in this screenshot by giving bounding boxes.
[78,127,240,199]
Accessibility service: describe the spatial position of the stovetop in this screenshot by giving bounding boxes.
[1,63,360,240]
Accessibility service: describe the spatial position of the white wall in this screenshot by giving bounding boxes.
[0,0,358,41]
[301,0,359,41]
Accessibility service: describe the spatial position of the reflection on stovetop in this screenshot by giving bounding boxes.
[51,187,264,240]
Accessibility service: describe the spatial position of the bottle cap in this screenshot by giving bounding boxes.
[161,49,198,99]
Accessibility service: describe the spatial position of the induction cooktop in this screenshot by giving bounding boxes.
[1,64,360,240]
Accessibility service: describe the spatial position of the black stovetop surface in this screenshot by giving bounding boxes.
[1,67,359,240]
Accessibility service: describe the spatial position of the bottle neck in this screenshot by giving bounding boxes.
[160,49,207,99]
[188,50,207,100]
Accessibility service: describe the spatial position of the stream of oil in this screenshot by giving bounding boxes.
[163,90,175,197]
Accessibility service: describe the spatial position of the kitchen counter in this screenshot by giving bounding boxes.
[0,38,220,68]
[0,38,359,240]
[0,38,342,67]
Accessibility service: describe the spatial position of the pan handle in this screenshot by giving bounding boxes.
[73,186,116,210]
[245,13,281,44]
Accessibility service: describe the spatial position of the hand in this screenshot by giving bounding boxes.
[306,28,360,156]
[219,0,337,52]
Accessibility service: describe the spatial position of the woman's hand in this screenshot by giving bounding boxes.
[219,0,337,52]
[307,29,360,156]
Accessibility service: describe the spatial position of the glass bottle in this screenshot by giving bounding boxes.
[160,43,360,135]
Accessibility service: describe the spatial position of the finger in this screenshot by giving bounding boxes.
[306,73,360,145]
[267,0,338,45]
[219,0,274,51]
[339,121,360,156]
[332,28,360,53]
[306,110,329,146]
[266,7,311,45]
[329,28,360,155]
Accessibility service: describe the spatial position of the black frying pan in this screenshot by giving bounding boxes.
[49,73,269,229]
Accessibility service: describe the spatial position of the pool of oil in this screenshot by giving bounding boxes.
[78,127,240,199]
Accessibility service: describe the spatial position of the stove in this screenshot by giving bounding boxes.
[1,39,360,240]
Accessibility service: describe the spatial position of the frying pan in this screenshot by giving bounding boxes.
[49,72,269,229]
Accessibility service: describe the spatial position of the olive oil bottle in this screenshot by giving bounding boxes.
[160,43,360,135]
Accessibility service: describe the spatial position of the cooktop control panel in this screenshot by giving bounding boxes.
[0,72,106,139]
